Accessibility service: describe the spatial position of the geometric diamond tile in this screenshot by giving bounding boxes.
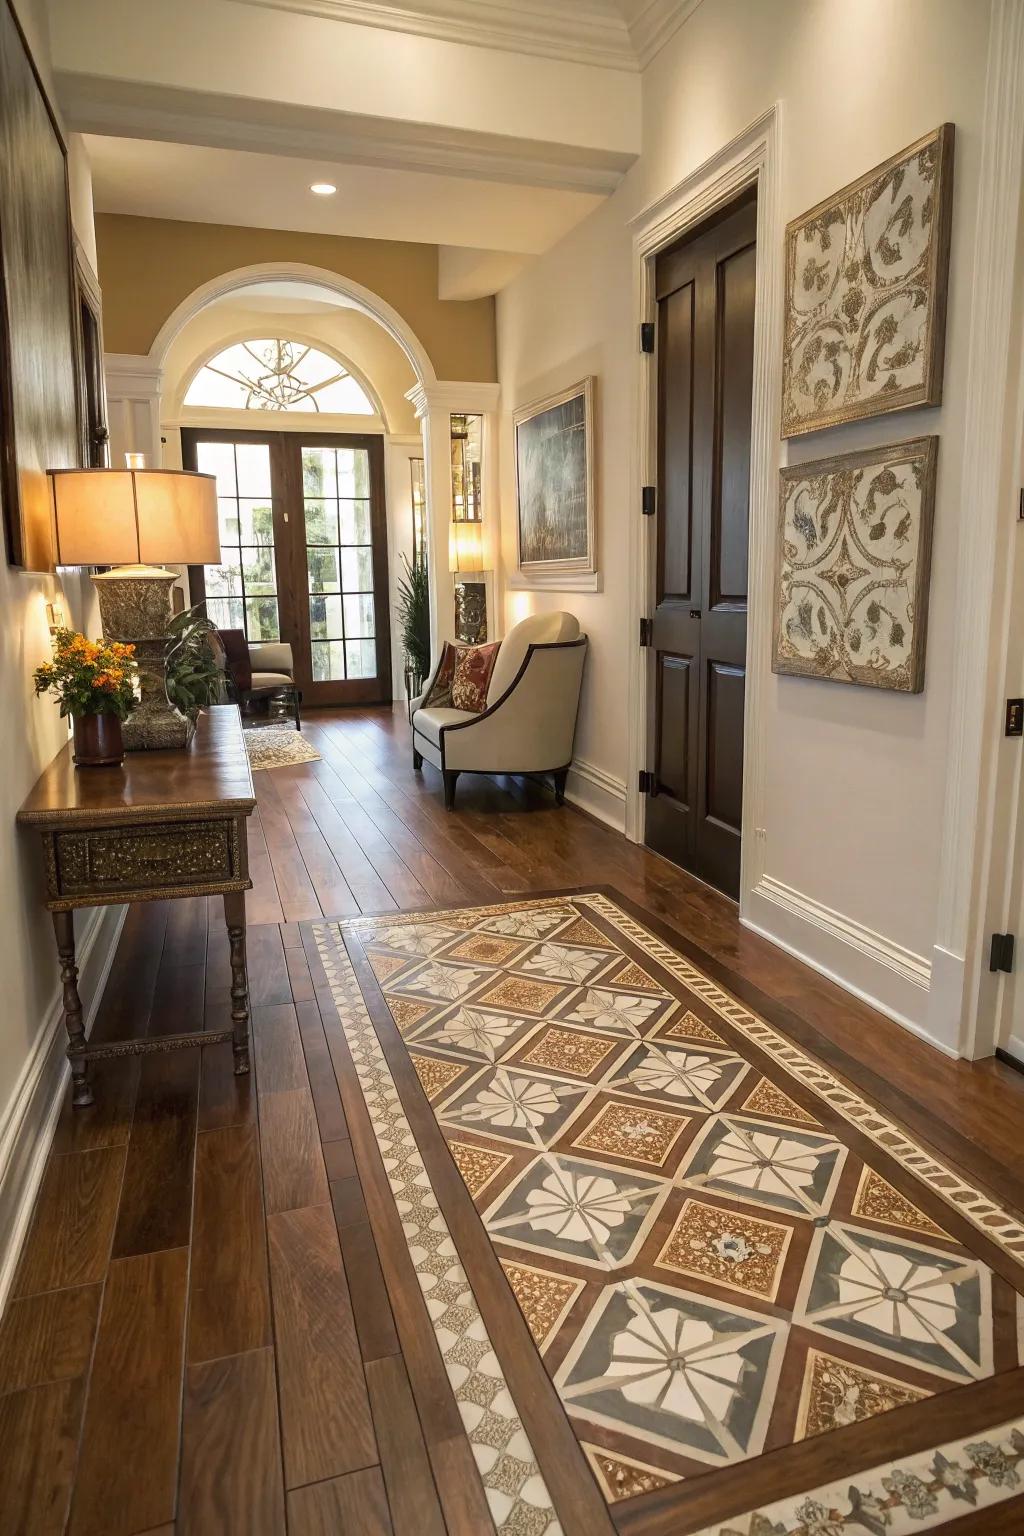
[437,1067,588,1148]
[500,1259,585,1350]
[368,950,410,984]
[607,960,667,993]
[795,1346,931,1440]
[445,933,528,966]
[656,1197,793,1300]
[557,1280,786,1465]
[411,1052,470,1102]
[386,996,434,1034]
[739,1076,820,1127]
[408,1004,536,1063]
[582,1443,681,1501]
[477,975,566,1016]
[679,1115,846,1218]
[659,1010,727,1046]
[852,1167,950,1241]
[560,986,669,1037]
[608,1044,750,1112]
[367,920,464,956]
[570,1101,691,1169]
[484,1154,668,1269]
[556,916,616,949]
[518,942,610,984]
[477,906,576,939]
[515,1024,623,1080]
[390,960,488,1001]
[797,1222,992,1382]
[448,1139,513,1197]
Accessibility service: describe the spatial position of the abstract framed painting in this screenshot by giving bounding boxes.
[781,124,954,438]
[0,0,79,570]
[772,436,938,693]
[514,377,596,581]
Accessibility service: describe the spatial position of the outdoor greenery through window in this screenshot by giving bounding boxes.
[195,440,279,641]
[185,339,375,414]
[304,445,376,681]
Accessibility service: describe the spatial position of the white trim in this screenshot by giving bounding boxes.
[405,381,500,414]
[506,570,601,593]
[932,0,1024,1055]
[752,875,931,991]
[627,0,705,69]
[0,903,126,1314]
[564,756,627,831]
[626,105,782,867]
[175,330,387,427]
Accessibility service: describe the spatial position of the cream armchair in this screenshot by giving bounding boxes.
[411,612,587,810]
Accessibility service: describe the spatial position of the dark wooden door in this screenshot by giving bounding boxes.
[644,195,756,899]
[182,427,391,707]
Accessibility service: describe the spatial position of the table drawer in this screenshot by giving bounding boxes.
[53,818,242,897]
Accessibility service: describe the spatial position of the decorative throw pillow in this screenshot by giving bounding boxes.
[450,642,500,713]
[423,642,463,708]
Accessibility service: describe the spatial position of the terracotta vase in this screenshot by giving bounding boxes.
[72,712,125,768]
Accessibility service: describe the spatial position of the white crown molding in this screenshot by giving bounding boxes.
[406,380,501,417]
[624,0,704,68]
[228,0,641,72]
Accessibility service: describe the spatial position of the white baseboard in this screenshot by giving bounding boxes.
[0,903,126,1313]
[565,756,627,832]
[744,875,955,1057]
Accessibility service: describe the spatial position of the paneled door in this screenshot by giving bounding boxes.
[182,428,391,706]
[643,194,756,899]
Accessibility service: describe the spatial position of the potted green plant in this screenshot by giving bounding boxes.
[397,554,430,714]
[34,628,137,767]
[164,604,226,724]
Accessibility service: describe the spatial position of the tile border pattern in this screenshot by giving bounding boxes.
[314,922,562,1536]
[324,894,1024,1535]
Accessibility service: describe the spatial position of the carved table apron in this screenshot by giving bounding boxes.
[18,706,256,1107]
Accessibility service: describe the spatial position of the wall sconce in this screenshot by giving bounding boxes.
[449,518,483,574]
[45,599,66,633]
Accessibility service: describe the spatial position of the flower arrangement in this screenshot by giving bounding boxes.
[33,628,137,721]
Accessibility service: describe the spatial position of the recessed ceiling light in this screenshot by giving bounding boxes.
[310,182,337,196]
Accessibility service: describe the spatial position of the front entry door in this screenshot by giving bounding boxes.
[644,195,756,899]
[182,428,391,706]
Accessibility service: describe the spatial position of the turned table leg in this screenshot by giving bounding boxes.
[223,889,251,1075]
[53,910,93,1108]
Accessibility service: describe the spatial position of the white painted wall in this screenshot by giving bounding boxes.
[496,0,996,1043]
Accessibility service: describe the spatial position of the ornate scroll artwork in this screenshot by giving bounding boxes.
[781,125,954,437]
[773,437,937,692]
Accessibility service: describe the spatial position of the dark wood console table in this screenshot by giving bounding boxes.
[18,705,256,1108]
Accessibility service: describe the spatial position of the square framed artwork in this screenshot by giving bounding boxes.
[781,124,954,438]
[772,436,938,693]
[513,376,596,580]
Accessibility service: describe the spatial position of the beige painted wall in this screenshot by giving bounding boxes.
[496,0,995,1044]
[96,213,498,382]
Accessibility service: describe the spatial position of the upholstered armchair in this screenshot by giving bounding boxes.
[218,629,303,729]
[411,612,587,810]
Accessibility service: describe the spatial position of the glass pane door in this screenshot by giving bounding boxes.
[193,439,280,641]
[302,442,382,698]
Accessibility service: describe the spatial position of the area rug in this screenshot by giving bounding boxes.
[313,892,1024,1536]
[242,724,321,770]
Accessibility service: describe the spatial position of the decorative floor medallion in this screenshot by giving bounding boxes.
[318,892,1024,1535]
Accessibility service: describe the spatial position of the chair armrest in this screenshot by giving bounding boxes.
[411,649,446,716]
[440,639,587,772]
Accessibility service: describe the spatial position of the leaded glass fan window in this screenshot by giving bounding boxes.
[185,340,375,414]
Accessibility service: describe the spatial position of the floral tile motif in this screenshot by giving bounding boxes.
[796,1346,930,1439]
[582,1444,681,1502]
[485,1154,668,1269]
[514,1024,624,1082]
[501,1260,585,1350]
[362,920,464,956]
[478,907,577,939]
[408,1004,537,1064]
[679,1115,846,1218]
[656,1198,793,1301]
[739,1076,820,1127]
[560,985,670,1037]
[570,1101,691,1170]
[449,1139,513,1198]
[852,1166,950,1240]
[410,1052,470,1102]
[477,975,567,1015]
[518,943,610,985]
[797,1222,991,1381]
[390,959,488,1002]
[609,1043,750,1113]
[437,1067,588,1149]
[557,1281,785,1464]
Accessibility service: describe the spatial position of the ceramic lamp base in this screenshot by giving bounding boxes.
[92,567,193,752]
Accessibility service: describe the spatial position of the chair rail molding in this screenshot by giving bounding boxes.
[625,103,782,892]
[929,0,1024,1056]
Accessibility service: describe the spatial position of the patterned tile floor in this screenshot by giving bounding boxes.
[322,894,1024,1531]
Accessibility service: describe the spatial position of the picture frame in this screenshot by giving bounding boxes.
[0,0,80,570]
[781,124,954,439]
[772,436,938,693]
[513,376,596,581]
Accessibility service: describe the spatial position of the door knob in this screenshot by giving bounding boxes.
[689,609,701,619]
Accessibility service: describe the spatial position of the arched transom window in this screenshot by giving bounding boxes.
[184,338,375,413]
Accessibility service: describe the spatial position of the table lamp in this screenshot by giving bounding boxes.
[48,467,220,751]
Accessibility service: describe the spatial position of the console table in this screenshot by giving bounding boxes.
[18,705,256,1108]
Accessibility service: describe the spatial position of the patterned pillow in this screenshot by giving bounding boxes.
[423,642,464,708]
[451,642,500,713]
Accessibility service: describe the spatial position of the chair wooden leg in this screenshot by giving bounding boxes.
[443,769,460,811]
[553,768,568,806]
[293,688,302,731]
[412,748,423,771]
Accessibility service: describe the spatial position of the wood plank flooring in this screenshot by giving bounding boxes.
[3,704,1024,1535]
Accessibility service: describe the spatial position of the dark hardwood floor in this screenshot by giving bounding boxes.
[3,705,1023,1535]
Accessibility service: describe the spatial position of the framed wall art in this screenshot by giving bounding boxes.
[0,0,80,570]
[514,376,596,580]
[772,436,938,693]
[781,124,954,439]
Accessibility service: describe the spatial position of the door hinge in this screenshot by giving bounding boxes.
[990,932,1015,973]
[639,617,653,648]
[638,769,656,794]
[642,485,657,517]
[640,321,655,354]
